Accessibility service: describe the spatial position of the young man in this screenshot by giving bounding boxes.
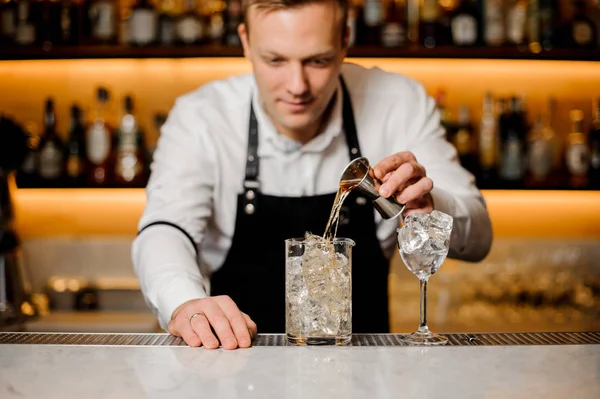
[132,0,492,349]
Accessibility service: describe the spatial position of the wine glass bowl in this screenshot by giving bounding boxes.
[397,211,453,346]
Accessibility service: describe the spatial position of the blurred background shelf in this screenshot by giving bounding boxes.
[9,185,600,239]
[1,44,600,61]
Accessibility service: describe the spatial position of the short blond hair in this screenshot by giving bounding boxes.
[243,0,349,33]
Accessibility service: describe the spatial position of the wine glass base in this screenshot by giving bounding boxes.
[404,330,448,346]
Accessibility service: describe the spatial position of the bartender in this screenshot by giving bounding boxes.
[132,0,493,350]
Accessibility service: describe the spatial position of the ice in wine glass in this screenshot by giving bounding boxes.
[397,210,453,345]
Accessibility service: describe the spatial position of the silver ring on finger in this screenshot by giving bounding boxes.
[189,312,205,323]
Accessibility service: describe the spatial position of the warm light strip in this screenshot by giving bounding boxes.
[2,57,599,143]
[482,190,600,240]
[11,186,600,239]
[12,187,146,237]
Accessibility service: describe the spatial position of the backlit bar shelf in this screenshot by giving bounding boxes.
[1,45,599,61]
[10,186,600,239]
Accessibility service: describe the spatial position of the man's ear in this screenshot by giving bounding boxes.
[339,23,350,60]
[238,23,251,60]
[342,24,350,50]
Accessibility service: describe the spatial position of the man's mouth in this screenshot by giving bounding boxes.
[281,98,314,110]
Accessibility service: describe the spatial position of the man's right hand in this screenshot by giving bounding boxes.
[168,296,257,350]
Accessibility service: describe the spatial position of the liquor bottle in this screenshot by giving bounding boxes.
[506,0,527,46]
[363,0,383,45]
[15,123,40,188]
[89,0,117,44]
[499,96,527,188]
[453,105,477,176]
[538,0,556,50]
[58,0,83,46]
[148,112,167,164]
[478,93,499,188]
[223,0,242,46]
[526,114,554,189]
[207,5,224,45]
[176,0,204,45]
[14,0,35,46]
[527,0,540,53]
[435,88,454,142]
[588,99,600,189]
[567,0,597,49]
[591,0,600,47]
[64,105,88,188]
[381,0,406,48]
[419,0,440,48]
[0,0,17,45]
[484,0,505,46]
[406,0,419,43]
[113,96,146,187]
[129,0,158,46]
[37,99,65,188]
[565,110,590,189]
[33,0,63,46]
[86,87,113,187]
[346,1,356,46]
[157,0,176,45]
[544,97,561,185]
[451,0,480,46]
[437,0,455,42]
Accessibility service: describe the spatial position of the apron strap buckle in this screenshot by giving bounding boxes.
[243,180,260,215]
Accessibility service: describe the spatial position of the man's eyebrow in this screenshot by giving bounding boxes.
[258,49,336,59]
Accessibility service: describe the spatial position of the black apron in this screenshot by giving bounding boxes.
[210,77,391,333]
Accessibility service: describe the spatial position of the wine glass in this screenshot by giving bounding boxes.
[397,211,453,345]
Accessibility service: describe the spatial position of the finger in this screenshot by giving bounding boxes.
[382,172,393,183]
[396,177,434,204]
[403,193,434,215]
[373,152,416,181]
[380,161,425,197]
[241,312,258,337]
[189,311,220,349]
[170,316,202,347]
[217,296,252,348]
[202,300,238,350]
[403,200,434,215]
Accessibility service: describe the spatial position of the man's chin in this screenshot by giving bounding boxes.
[274,110,311,125]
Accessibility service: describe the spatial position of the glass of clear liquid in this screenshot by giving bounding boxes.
[397,211,453,345]
[285,235,354,346]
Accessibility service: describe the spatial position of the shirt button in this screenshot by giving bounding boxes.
[356,197,367,205]
[245,204,255,215]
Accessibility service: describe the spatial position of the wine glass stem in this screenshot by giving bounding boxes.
[419,277,429,330]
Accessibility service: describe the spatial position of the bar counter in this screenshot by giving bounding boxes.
[1,332,599,398]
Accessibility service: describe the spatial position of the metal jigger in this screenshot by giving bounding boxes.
[340,157,405,220]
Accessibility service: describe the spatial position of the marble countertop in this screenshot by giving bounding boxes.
[1,334,599,399]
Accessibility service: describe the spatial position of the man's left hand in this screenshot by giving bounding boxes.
[373,152,434,216]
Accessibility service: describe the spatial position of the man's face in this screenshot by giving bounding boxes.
[239,2,347,141]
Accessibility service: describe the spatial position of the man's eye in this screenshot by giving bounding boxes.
[267,58,284,66]
[310,58,331,67]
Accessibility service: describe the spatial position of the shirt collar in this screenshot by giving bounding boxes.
[250,78,344,157]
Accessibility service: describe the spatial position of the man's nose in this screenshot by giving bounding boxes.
[287,63,309,97]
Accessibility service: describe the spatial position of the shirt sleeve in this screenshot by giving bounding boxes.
[131,97,216,330]
[400,80,493,262]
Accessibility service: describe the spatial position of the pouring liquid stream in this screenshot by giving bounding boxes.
[323,178,362,241]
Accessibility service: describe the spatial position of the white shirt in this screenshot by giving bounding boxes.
[132,63,493,330]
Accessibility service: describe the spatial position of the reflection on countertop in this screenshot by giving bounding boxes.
[1,338,599,399]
